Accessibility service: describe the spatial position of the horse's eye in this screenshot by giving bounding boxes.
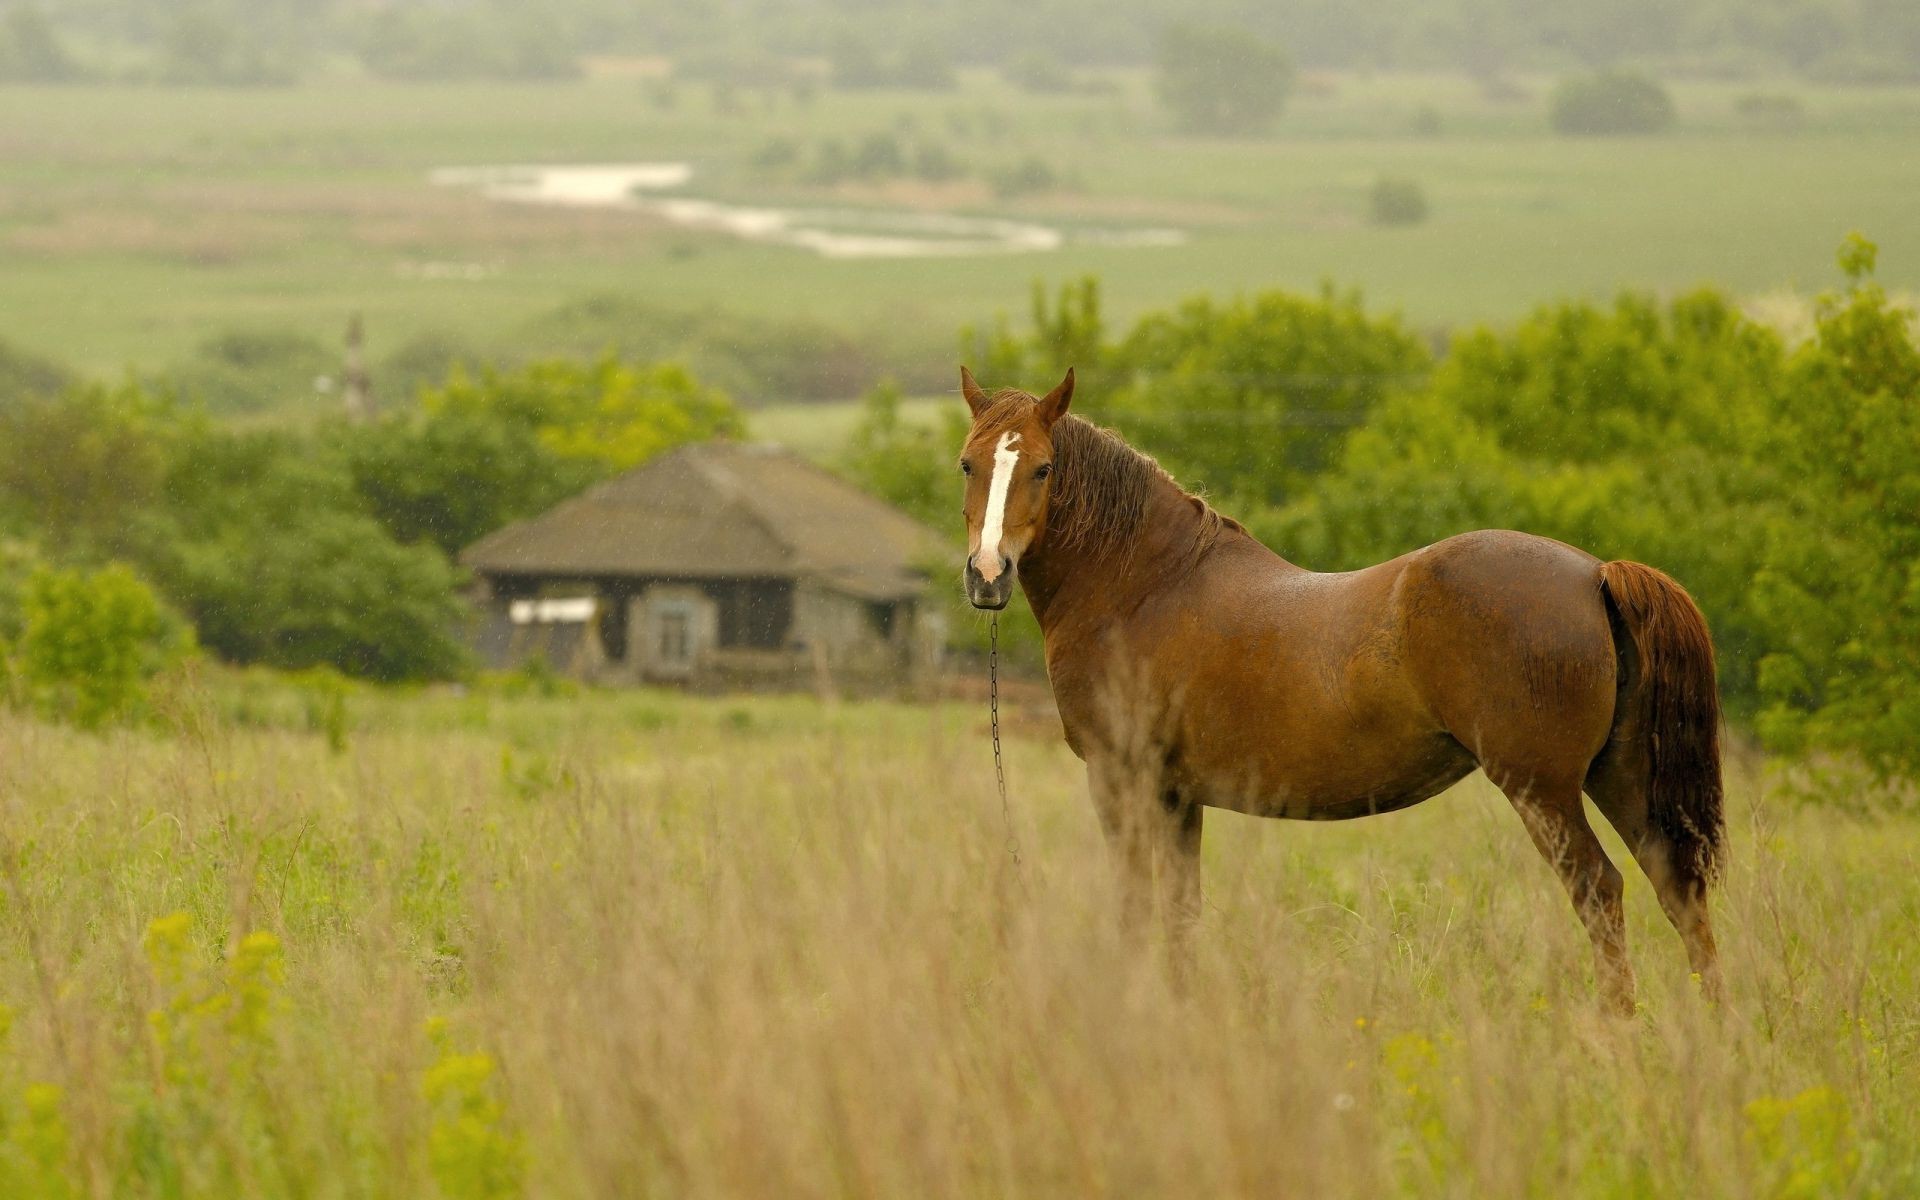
[959,461,973,476]
[1035,464,1053,481]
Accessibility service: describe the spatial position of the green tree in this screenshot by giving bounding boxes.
[141,426,468,682]
[1752,236,1920,777]
[1105,284,1430,507]
[425,356,741,474]
[350,356,741,556]
[1549,69,1676,135]
[1155,23,1294,135]
[840,380,964,529]
[0,381,180,551]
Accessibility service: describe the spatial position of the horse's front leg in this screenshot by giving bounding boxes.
[1087,759,1204,981]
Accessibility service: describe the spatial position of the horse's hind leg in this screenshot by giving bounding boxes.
[1495,771,1637,1016]
[1586,760,1724,1004]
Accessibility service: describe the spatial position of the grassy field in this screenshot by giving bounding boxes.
[0,677,1914,1196]
[3,71,1920,391]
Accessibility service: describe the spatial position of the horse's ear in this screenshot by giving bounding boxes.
[1038,367,1074,428]
[960,365,992,418]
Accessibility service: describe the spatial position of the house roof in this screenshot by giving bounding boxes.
[460,442,952,601]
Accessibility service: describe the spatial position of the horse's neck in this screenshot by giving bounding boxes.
[1019,476,1220,634]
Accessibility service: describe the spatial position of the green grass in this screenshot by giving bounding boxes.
[0,675,1915,1195]
[2,71,1919,389]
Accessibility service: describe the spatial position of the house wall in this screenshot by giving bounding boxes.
[472,571,935,691]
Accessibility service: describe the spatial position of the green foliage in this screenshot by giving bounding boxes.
[1751,237,1920,776]
[1105,284,1431,507]
[133,423,469,682]
[429,354,740,469]
[1156,23,1294,135]
[0,380,179,550]
[152,502,467,683]
[349,355,737,558]
[841,380,964,529]
[962,277,1107,390]
[11,563,191,728]
[1549,70,1677,136]
[1369,177,1431,226]
[344,405,595,559]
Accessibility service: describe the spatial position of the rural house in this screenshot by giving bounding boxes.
[461,442,952,689]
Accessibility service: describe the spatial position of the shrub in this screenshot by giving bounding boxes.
[1156,23,1294,135]
[1369,176,1430,226]
[12,563,192,728]
[1549,70,1676,135]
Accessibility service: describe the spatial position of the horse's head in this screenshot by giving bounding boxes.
[956,365,1074,610]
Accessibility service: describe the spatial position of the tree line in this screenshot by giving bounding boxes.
[6,0,1919,86]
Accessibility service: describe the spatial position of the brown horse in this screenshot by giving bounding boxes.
[956,366,1725,1013]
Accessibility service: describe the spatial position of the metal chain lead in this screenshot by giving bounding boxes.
[989,614,1020,866]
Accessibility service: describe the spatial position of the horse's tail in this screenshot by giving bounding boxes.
[1599,560,1726,888]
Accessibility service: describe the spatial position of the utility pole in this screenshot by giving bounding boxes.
[343,312,374,422]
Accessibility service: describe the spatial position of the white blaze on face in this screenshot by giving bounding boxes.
[975,432,1021,583]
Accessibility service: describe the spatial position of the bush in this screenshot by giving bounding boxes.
[10,563,192,728]
[1369,177,1430,226]
[1156,23,1294,135]
[1549,70,1676,135]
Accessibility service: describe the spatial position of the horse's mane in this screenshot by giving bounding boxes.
[975,390,1228,569]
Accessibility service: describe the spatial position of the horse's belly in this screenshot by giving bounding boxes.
[1178,732,1476,821]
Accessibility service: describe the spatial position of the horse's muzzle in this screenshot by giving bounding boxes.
[964,555,1015,610]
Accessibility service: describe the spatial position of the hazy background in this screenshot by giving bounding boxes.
[2,0,1917,408]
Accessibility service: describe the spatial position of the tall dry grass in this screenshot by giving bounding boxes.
[0,682,1912,1197]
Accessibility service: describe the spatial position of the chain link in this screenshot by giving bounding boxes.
[989,613,1020,867]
